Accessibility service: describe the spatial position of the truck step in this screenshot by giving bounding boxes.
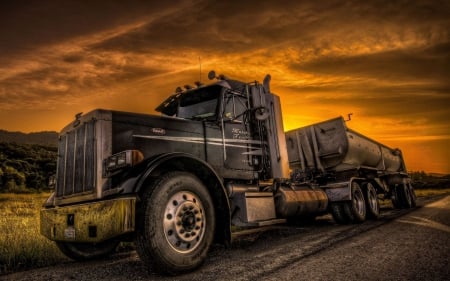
[234,218,286,228]
[231,220,287,239]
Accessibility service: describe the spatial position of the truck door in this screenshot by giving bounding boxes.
[221,90,257,172]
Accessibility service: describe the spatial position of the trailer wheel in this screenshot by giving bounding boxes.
[391,185,402,209]
[408,183,417,207]
[402,183,413,208]
[396,183,413,209]
[55,239,119,261]
[330,203,348,224]
[343,182,366,223]
[363,183,380,219]
[136,171,215,275]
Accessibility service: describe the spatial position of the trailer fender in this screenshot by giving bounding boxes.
[323,177,364,202]
[134,152,231,245]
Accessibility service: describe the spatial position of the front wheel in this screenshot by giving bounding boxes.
[136,172,215,275]
[56,239,119,261]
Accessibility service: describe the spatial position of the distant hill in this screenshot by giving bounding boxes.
[0,130,58,146]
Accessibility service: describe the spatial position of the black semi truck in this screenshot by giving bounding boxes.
[40,71,416,274]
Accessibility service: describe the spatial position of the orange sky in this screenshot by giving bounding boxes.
[0,1,449,173]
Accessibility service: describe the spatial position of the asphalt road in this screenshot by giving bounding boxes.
[3,195,449,281]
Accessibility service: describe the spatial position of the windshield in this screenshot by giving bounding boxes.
[157,85,222,120]
[178,97,218,119]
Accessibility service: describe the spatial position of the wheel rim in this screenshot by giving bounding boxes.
[367,184,379,213]
[352,185,365,216]
[163,191,206,253]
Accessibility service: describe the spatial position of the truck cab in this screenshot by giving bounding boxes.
[41,71,294,274]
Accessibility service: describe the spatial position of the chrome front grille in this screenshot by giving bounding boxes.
[56,121,96,197]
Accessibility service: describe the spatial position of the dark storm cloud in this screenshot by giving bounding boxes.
[0,54,163,110]
[0,0,191,108]
[0,0,186,58]
[1,0,448,57]
[62,54,84,64]
[90,0,449,53]
[291,42,450,85]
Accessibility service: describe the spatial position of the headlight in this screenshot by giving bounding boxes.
[103,150,144,176]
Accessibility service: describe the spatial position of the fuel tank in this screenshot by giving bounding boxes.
[285,117,405,173]
[274,184,328,217]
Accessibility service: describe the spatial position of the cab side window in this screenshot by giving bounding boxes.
[223,91,249,123]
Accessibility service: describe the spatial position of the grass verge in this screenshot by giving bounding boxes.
[414,188,450,198]
[0,193,68,275]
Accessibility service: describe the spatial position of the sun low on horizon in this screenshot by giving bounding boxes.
[0,1,449,174]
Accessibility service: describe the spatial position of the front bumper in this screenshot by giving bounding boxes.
[40,197,136,243]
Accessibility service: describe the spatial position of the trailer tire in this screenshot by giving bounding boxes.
[409,183,417,207]
[397,183,413,209]
[55,239,119,261]
[136,171,215,275]
[391,185,402,209]
[363,183,380,219]
[330,203,348,224]
[343,182,366,223]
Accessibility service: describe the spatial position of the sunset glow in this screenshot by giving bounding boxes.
[0,1,449,173]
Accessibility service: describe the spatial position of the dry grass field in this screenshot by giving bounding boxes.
[0,193,68,274]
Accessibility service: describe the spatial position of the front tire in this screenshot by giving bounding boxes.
[136,172,215,275]
[56,239,119,261]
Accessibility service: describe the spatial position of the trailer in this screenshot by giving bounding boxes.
[40,71,416,274]
[286,117,416,223]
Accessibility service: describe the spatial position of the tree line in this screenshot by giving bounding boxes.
[0,141,448,193]
[409,170,450,189]
[0,142,57,193]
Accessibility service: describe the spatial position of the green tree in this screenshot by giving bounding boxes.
[2,165,26,192]
[0,142,57,192]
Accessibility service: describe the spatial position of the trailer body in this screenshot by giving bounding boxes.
[286,117,405,174]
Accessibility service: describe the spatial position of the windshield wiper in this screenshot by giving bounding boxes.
[190,112,215,120]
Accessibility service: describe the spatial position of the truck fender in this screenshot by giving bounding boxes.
[134,152,231,246]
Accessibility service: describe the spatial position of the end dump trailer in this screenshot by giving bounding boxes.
[40,71,416,274]
[286,117,416,223]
